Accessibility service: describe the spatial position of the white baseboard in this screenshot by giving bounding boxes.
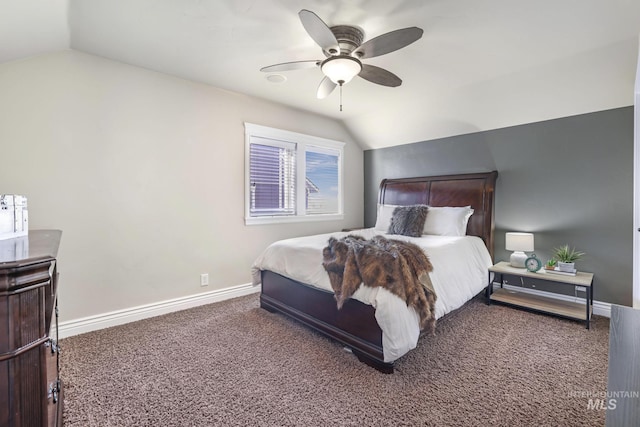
[501,284,611,318]
[55,281,610,340]
[55,283,261,339]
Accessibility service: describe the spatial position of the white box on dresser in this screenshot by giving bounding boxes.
[0,194,28,240]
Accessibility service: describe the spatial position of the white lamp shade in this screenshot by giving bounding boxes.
[321,56,362,84]
[505,232,534,252]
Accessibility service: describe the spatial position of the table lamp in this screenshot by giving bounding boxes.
[505,232,534,268]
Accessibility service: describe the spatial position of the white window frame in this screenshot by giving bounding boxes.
[244,123,345,225]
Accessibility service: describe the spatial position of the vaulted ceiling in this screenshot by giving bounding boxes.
[2,0,639,149]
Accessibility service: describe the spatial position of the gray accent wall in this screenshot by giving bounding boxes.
[364,107,633,305]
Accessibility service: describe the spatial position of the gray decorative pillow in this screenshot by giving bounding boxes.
[387,205,429,237]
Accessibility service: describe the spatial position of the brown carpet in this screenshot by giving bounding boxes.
[60,293,609,426]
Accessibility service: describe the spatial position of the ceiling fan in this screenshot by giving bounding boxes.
[260,10,423,110]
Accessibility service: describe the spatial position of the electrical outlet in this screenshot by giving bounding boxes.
[200,273,209,287]
[575,285,586,293]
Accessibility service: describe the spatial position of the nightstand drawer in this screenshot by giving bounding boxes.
[501,273,575,297]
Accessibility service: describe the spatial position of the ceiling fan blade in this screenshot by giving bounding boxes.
[353,27,423,59]
[358,64,402,87]
[316,77,337,99]
[260,60,320,72]
[299,9,340,55]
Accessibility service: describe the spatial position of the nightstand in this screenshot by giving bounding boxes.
[486,261,594,329]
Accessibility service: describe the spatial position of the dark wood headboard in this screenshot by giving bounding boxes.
[378,171,498,259]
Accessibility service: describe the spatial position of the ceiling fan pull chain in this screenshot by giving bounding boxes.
[339,82,343,112]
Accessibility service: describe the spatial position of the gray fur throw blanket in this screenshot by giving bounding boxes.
[322,235,437,333]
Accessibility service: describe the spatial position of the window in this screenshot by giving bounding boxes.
[245,123,344,225]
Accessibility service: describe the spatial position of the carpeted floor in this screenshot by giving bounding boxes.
[60,294,609,426]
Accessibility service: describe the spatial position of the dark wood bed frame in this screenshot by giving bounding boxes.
[260,171,498,373]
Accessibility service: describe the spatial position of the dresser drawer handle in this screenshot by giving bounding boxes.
[45,339,60,354]
[48,380,60,403]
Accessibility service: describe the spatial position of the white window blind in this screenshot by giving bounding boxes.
[305,146,340,215]
[249,139,296,217]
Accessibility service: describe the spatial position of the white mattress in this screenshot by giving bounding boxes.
[251,228,492,362]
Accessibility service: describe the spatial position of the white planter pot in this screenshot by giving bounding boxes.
[557,262,575,272]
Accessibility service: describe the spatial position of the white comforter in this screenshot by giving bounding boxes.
[251,228,492,362]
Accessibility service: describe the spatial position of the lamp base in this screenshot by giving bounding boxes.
[510,251,528,268]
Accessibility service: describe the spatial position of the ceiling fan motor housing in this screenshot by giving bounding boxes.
[326,25,364,56]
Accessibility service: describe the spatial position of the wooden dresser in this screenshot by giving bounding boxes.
[0,230,63,427]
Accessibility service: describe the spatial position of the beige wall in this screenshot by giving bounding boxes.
[0,50,364,322]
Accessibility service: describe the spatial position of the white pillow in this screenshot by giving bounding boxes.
[374,204,399,231]
[423,206,474,236]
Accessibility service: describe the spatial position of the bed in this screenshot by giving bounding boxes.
[252,171,498,373]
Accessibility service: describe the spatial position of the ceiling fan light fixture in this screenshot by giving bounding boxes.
[321,56,362,85]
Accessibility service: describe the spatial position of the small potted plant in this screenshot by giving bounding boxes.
[545,259,557,271]
[552,244,585,272]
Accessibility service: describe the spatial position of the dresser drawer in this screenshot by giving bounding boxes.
[0,344,45,426]
[45,339,61,426]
